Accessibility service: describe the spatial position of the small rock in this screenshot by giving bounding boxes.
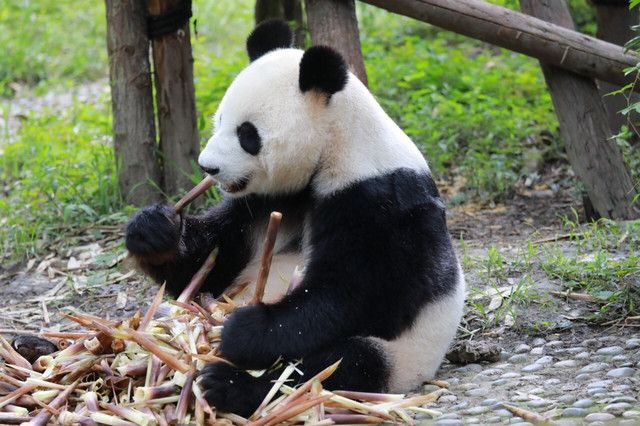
[623,411,640,418]
[535,356,553,365]
[481,399,499,406]
[554,359,578,368]
[606,367,635,378]
[579,363,609,374]
[584,412,615,422]
[611,396,637,403]
[531,337,546,346]
[501,372,521,379]
[596,346,624,356]
[458,383,479,391]
[573,399,594,408]
[484,416,502,424]
[509,354,528,364]
[625,338,640,349]
[575,373,592,381]
[554,420,582,426]
[491,379,509,386]
[522,363,543,373]
[583,339,600,348]
[562,407,589,417]
[587,380,612,388]
[530,347,545,355]
[574,351,591,360]
[528,387,545,395]
[440,395,458,403]
[456,363,483,373]
[527,399,552,408]
[514,344,531,354]
[546,340,563,348]
[544,378,561,385]
[446,341,502,364]
[465,388,489,397]
[566,347,586,354]
[604,402,632,415]
[559,394,577,404]
[520,375,542,382]
[463,406,491,415]
[434,420,463,426]
[586,387,606,396]
[422,384,441,393]
[511,395,530,402]
[495,409,513,418]
[508,418,525,424]
[464,418,480,424]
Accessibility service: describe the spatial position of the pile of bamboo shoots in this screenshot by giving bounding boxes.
[0,177,446,425]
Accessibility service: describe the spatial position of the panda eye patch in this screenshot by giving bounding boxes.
[237,121,262,155]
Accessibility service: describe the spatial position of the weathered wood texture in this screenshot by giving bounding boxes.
[255,0,305,47]
[105,0,162,205]
[307,0,368,86]
[358,0,638,88]
[521,0,638,220]
[148,0,199,196]
[594,1,639,133]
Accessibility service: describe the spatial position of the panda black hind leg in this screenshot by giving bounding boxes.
[201,336,390,417]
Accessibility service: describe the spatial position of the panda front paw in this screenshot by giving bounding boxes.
[125,204,181,261]
[200,361,270,417]
[220,304,277,369]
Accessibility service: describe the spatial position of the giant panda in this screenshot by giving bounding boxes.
[125,19,465,417]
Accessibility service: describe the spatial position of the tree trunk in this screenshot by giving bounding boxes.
[359,0,639,88]
[593,0,639,135]
[255,0,305,47]
[105,0,162,206]
[521,0,638,220]
[306,0,368,86]
[148,0,200,197]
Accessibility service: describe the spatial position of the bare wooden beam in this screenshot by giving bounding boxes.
[358,0,638,88]
[307,0,368,86]
[148,0,200,196]
[520,0,638,220]
[105,0,162,205]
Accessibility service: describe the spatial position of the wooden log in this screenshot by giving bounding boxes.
[358,0,639,88]
[148,0,200,196]
[520,0,638,220]
[105,0,162,205]
[593,0,640,134]
[307,0,368,86]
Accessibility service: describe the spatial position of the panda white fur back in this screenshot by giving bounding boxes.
[125,19,465,416]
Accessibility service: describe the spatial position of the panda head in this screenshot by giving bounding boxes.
[198,20,349,197]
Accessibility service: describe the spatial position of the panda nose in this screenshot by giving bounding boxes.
[200,165,220,176]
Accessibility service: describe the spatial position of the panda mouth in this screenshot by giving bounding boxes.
[219,176,250,193]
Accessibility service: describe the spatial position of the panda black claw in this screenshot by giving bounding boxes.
[125,204,180,257]
[200,362,270,418]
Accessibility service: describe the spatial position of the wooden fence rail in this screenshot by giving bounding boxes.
[358,0,639,89]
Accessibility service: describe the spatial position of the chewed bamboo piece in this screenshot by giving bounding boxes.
[251,211,283,305]
[173,175,214,213]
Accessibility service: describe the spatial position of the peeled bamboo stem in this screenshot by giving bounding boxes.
[250,212,283,305]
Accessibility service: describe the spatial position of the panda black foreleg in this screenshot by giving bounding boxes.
[201,337,390,417]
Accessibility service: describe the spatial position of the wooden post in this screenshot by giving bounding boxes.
[306,0,368,86]
[358,0,639,88]
[520,0,638,220]
[105,0,162,205]
[148,0,200,196]
[592,0,639,134]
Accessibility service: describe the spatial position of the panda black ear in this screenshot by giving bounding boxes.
[299,46,349,97]
[246,19,294,62]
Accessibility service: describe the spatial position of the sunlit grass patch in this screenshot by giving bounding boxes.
[0,98,125,259]
[541,218,640,322]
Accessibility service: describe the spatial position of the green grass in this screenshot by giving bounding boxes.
[0,98,124,259]
[0,0,107,96]
[541,218,640,322]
